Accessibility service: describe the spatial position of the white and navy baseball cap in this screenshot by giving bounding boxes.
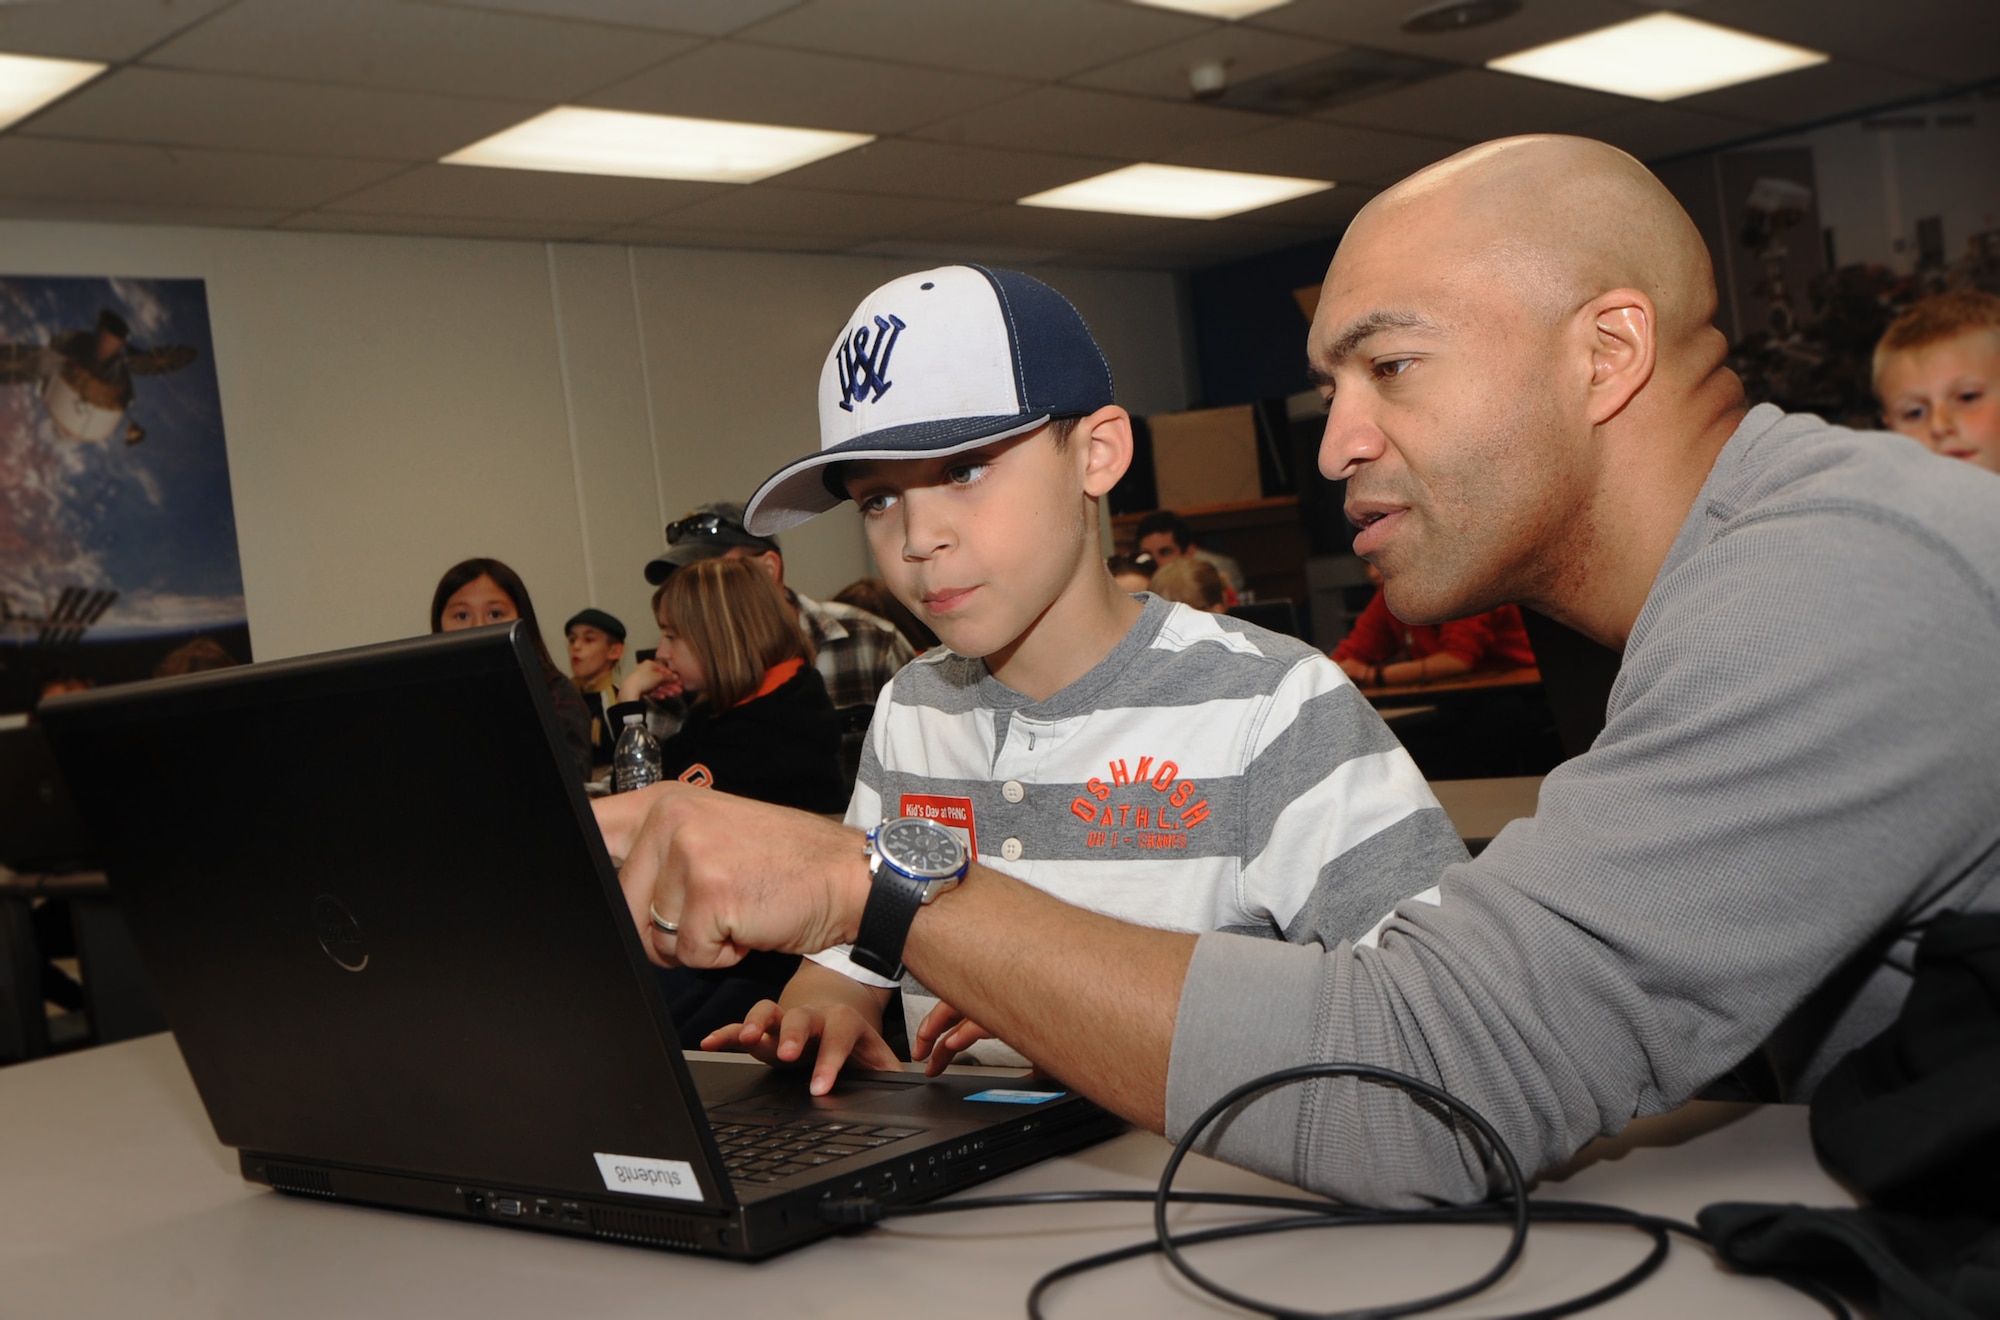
[742,265,1114,535]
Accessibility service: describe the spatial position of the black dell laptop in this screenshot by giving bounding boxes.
[37,624,1119,1258]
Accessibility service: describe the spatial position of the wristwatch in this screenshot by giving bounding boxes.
[850,817,969,980]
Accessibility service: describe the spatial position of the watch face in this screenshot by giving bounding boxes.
[879,817,965,879]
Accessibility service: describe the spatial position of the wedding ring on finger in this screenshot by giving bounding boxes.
[648,904,679,936]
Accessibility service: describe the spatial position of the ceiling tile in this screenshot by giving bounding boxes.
[1680,0,2000,87]
[0,196,288,229]
[1321,67,1629,142]
[21,68,543,161]
[0,0,230,63]
[876,202,1189,262]
[773,139,1128,203]
[847,236,1072,265]
[583,42,1029,134]
[0,138,405,209]
[139,0,699,100]
[1162,118,1457,185]
[642,186,984,238]
[1240,181,1374,228]
[321,164,728,224]
[421,0,804,37]
[737,0,1211,80]
[1067,23,1348,102]
[1570,104,1768,161]
[276,211,612,242]
[596,224,856,253]
[1247,0,1649,66]
[1678,60,1943,129]
[913,86,1273,159]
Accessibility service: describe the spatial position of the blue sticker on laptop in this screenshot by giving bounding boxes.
[964,1088,1065,1105]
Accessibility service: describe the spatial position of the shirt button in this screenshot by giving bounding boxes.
[1001,780,1025,803]
[1000,837,1023,862]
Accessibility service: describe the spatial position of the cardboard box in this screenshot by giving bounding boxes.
[1147,404,1260,510]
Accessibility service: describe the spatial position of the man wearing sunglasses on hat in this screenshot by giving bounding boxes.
[644,502,914,789]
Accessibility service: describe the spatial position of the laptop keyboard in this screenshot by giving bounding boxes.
[709,1120,925,1184]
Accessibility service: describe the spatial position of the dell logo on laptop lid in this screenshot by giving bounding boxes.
[312,894,369,972]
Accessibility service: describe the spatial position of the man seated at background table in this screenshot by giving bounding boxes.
[596,135,2000,1206]
[1331,563,1535,689]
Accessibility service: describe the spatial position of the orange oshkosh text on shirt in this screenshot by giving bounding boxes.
[1071,755,1211,850]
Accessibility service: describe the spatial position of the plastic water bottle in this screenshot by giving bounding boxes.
[612,713,663,794]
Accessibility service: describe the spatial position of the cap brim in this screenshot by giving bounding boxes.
[642,540,732,585]
[744,412,1050,535]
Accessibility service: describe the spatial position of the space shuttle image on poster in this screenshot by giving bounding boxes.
[0,275,250,714]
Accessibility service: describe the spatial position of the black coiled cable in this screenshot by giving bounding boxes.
[818,1061,1853,1319]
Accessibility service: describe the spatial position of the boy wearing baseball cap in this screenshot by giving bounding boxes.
[563,607,626,773]
[709,265,1462,1091]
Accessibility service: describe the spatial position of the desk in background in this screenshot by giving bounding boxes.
[1358,666,1544,703]
[1,1034,1850,1318]
[1430,776,1542,854]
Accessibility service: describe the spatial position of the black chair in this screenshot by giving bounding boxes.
[1518,607,1622,761]
[1226,598,1303,640]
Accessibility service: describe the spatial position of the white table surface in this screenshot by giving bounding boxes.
[0,1033,1856,1319]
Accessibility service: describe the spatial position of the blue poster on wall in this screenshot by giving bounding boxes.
[0,275,250,715]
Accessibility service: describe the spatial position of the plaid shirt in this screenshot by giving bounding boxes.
[791,591,915,712]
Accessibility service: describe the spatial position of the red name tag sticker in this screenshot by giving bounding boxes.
[899,793,978,861]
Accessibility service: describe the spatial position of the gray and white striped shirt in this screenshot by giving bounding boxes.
[810,595,1465,1056]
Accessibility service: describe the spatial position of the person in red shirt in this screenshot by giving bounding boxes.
[1332,566,1535,687]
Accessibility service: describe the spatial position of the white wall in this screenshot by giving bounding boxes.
[1767,96,2000,274]
[0,219,1192,664]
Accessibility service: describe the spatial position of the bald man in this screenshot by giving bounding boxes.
[596,137,2000,1204]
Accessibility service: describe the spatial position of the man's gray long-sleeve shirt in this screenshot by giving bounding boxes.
[1166,405,2000,1204]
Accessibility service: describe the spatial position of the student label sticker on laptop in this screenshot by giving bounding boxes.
[593,1152,703,1201]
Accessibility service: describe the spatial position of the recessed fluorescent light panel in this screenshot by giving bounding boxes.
[1486,12,1826,101]
[1128,0,1296,19]
[442,107,873,184]
[1020,164,1331,221]
[0,52,107,132]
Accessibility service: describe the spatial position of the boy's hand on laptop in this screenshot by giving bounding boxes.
[912,1000,995,1075]
[700,999,901,1096]
[594,784,870,970]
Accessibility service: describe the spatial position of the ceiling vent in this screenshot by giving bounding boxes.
[1218,48,1461,115]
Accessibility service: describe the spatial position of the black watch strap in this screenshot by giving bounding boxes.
[851,867,925,981]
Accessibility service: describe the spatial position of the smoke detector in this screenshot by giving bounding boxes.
[1402,0,1521,34]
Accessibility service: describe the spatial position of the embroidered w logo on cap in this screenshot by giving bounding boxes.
[743,264,1115,537]
[835,313,905,413]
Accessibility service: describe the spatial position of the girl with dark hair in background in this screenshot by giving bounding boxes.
[429,557,592,783]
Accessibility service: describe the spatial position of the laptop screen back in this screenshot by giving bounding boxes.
[37,625,728,1210]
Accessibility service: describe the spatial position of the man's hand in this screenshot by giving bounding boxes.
[592,783,870,970]
[1335,657,1375,683]
[701,999,902,1096]
[912,1000,995,1075]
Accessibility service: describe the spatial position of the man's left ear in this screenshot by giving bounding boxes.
[1078,405,1133,497]
[1584,290,1656,425]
